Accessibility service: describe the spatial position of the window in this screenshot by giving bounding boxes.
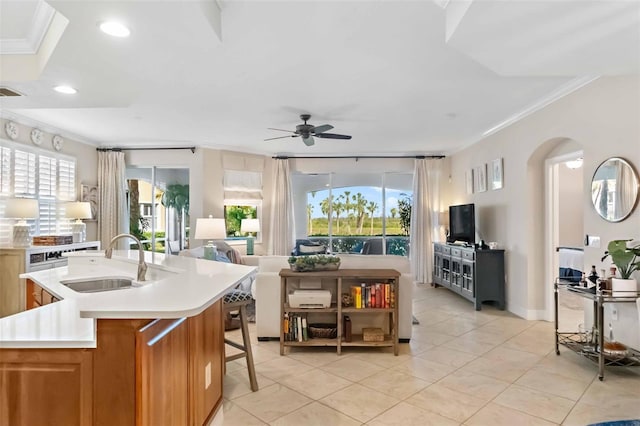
[0,140,76,245]
[292,172,413,256]
[223,169,262,243]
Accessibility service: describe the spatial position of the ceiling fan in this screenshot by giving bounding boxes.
[265,114,352,146]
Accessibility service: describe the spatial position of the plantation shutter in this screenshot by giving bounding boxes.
[0,147,11,245]
[14,150,36,196]
[38,155,58,235]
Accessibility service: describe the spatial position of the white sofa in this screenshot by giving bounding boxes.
[255,254,413,341]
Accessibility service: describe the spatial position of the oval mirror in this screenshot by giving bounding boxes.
[591,157,639,222]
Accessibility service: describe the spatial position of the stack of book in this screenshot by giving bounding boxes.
[350,283,394,309]
[283,313,309,342]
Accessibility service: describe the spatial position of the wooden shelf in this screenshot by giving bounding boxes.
[279,268,400,356]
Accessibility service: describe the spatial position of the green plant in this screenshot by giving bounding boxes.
[601,239,640,279]
[288,254,341,271]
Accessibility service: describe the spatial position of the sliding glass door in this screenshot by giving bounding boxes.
[126,167,189,253]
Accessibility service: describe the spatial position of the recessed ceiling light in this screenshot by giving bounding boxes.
[53,85,77,94]
[99,21,130,38]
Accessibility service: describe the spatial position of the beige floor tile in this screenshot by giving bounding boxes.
[579,371,640,408]
[436,369,510,402]
[278,369,352,400]
[534,350,598,383]
[493,384,575,424]
[416,345,477,368]
[359,369,430,399]
[405,382,486,422]
[464,402,558,426]
[441,335,500,356]
[392,356,457,382]
[460,355,532,382]
[427,317,480,337]
[409,329,457,346]
[223,369,274,400]
[287,347,353,367]
[516,368,592,401]
[254,356,311,381]
[231,383,312,423]
[367,401,459,426]
[502,330,556,356]
[322,355,385,382]
[482,346,543,365]
[220,399,267,426]
[319,383,399,423]
[351,351,412,369]
[270,402,361,426]
[562,401,640,426]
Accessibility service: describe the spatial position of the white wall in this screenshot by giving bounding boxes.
[448,76,640,347]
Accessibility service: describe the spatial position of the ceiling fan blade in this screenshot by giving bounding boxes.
[264,135,299,141]
[314,133,352,140]
[312,124,333,134]
[302,135,315,146]
[267,128,297,134]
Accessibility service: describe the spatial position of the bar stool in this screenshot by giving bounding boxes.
[223,289,258,392]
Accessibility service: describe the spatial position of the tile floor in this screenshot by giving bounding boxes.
[220,283,640,425]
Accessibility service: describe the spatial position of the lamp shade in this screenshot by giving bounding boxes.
[5,198,39,219]
[241,218,260,234]
[65,202,92,219]
[194,217,227,240]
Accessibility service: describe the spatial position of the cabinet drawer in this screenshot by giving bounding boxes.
[461,250,475,261]
[32,287,43,305]
[441,245,451,255]
[434,244,442,253]
[450,248,462,257]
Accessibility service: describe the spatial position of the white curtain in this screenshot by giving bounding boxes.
[98,151,128,249]
[269,158,295,255]
[410,158,441,284]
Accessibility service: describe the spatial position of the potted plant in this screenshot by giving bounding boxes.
[288,254,341,272]
[601,239,640,296]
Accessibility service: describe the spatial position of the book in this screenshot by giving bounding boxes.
[343,315,352,342]
[302,317,308,341]
[296,316,303,342]
[283,313,289,340]
[361,283,366,309]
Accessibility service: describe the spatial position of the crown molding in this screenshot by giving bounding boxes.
[0,110,99,147]
[0,1,56,54]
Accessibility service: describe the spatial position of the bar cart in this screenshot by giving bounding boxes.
[554,278,640,381]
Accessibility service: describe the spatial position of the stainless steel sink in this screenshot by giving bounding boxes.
[60,277,133,293]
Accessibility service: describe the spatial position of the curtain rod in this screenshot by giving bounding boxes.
[272,155,445,159]
[97,147,196,153]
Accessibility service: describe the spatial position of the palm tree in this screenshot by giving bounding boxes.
[390,208,398,219]
[353,193,367,234]
[307,204,314,235]
[160,183,189,250]
[342,191,351,233]
[366,201,378,235]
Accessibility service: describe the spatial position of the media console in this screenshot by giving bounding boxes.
[432,242,505,311]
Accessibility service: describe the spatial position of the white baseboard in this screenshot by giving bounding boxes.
[507,305,551,321]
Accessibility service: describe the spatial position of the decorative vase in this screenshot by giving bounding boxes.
[611,277,638,297]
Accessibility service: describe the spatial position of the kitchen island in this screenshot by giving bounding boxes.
[0,250,255,426]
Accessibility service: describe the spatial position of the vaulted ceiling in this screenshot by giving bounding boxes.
[1,0,638,156]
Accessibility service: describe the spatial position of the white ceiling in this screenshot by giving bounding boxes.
[0,0,638,157]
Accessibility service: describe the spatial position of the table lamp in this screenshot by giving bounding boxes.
[6,198,39,247]
[66,201,92,242]
[194,216,226,260]
[240,218,259,255]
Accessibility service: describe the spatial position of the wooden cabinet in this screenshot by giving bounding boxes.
[0,300,224,426]
[279,268,400,356]
[26,279,60,309]
[0,349,93,426]
[137,318,190,426]
[432,242,505,310]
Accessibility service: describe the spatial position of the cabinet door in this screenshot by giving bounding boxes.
[188,300,223,426]
[461,259,475,298]
[0,251,25,317]
[0,349,93,426]
[136,318,190,426]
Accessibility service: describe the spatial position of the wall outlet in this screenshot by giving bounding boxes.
[205,362,211,389]
[611,307,618,321]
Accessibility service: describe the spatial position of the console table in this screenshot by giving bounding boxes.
[432,243,505,310]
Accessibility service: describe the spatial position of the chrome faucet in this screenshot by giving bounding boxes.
[105,233,148,282]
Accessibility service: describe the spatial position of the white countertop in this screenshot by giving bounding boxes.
[0,250,256,348]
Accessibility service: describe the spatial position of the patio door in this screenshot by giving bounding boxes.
[126,167,189,253]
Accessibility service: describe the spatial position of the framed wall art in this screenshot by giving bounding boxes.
[81,184,98,220]
[474,164,487,193]
[465,169,474,194]
[491,158,503,190]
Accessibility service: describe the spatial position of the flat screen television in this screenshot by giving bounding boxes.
[448,203,475,244]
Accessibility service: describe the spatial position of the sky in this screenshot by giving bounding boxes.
[307,186,411,219]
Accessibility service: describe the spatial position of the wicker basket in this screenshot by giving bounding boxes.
[289,262,340,272]
[308,324,337,339]
[363,327,384,342]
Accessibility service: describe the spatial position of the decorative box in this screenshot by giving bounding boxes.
[362,327,384,342]
[33,235,73,246]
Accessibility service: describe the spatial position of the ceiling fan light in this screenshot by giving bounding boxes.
[99,21,130,38]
